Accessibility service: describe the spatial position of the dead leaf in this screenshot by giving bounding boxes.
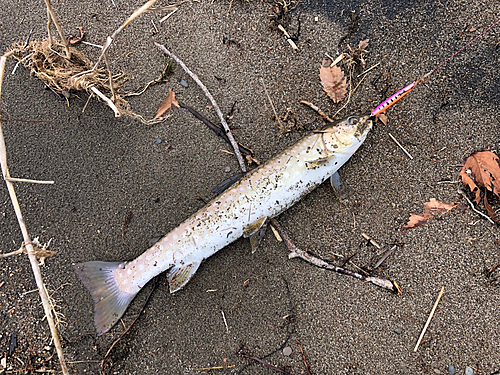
[319,59,348,103]
[403,198,456,229]
[403,213,433,229]
[484,193,499,222]
[358,39,370,51]
[376,113,388,125]
[469,27,477,32]
[459,151,500,204]
[155,89,180,119]
[423,198,457,216]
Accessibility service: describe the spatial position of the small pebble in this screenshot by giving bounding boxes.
[394,328,402,334]
[282,347,292,356]
[433,369,442,374]
[178,79,188,88]
[224,166,231,173]
[465,366,474,375]
[156,139,162,144]
[447,365,456,374]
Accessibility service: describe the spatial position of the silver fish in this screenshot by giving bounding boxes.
[74,115,373,335]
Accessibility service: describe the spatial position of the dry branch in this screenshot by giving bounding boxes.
[0,54,69,374]
[270,219,397,292]
[155,42,247,173]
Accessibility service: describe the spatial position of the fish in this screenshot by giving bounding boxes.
[73,115,374,335]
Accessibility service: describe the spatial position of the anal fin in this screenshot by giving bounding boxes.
[243,217,268,254]
[167,261,201,293]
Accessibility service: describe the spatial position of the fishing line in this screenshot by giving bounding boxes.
[371,18,500,117]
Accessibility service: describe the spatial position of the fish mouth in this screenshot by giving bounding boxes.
[354,114,374,138]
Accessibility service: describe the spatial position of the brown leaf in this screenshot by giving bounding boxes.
[376,113,388,125]
[358,39,369,51]
[319,59,348,103]
[155,89,180,119]
[403,198,456,229]
[484,194,499,222]
[459,151,500,204]
[403,213,434,229]
[423,198,457,216]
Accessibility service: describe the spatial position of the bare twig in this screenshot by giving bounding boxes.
[89,87,120,117]
[300,100,334,122]
[159,7,179,23]
[457,189,495,224]
[388,133,413,160]
[270,219,397,292]
[237,347,291,375]
[5,177,54,184]
[414,286,445,352]
[296,338,311,375]
[155,42,246,172]
[373,245,398,270]
[0,246,24,258]
[361,232,381,249]
[0,54,69,375]
[43,0,71,59]
[260,77,286,132]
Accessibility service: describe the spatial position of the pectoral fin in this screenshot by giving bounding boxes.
[167,261,201,293]
[330,171,347,201]
[243,217,268,253]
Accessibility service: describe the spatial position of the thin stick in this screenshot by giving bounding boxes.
[296,338,311,375]
[388,133,413,160]
[94,1,165,70]
[373,245,397,270]
[5,177,54,184]
[414,286,445,352]
[458,189,495,224]
[89,87,121,117]
[159,7,178,23]
[0,55,69,375]
[43,0,71,59]
[270,219,397,292]
[260,77,285,131]
[102,39,116,102]
[356,62,380,78]
[0,247,24,258]
[155,43,246,172]
[300,100,334,122]
[361,232,381,249]
[221,310,229,334]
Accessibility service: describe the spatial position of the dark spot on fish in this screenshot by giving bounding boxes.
[197,223,201,227]
[276,200,279,205]
[154,261,157,266]
[335,162,338,165]
[333,144,338,149]
[216,201,221,205]
[227,231,233,238]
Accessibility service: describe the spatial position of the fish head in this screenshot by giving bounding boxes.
[320,115,373,153]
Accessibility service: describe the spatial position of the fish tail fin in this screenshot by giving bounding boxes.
[73,261,137,336]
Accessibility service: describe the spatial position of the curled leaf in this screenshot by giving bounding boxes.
[319,59,348,103]
[459,151,500,204]
[155,89,180,119]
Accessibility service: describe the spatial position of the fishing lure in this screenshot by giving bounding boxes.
[371,18,500,117]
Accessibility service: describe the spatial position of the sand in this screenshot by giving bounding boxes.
[0,0,499,373]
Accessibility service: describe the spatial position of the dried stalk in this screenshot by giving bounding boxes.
[0,55,69,374]
[43,0,71,59]
[414,286,445,352]
[155,42,247,173]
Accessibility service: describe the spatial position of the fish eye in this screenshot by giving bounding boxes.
[347,116,359,125]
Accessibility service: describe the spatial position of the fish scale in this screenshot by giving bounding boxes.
[74,115,373,335]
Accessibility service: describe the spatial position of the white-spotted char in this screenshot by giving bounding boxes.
[74,115,373,335]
